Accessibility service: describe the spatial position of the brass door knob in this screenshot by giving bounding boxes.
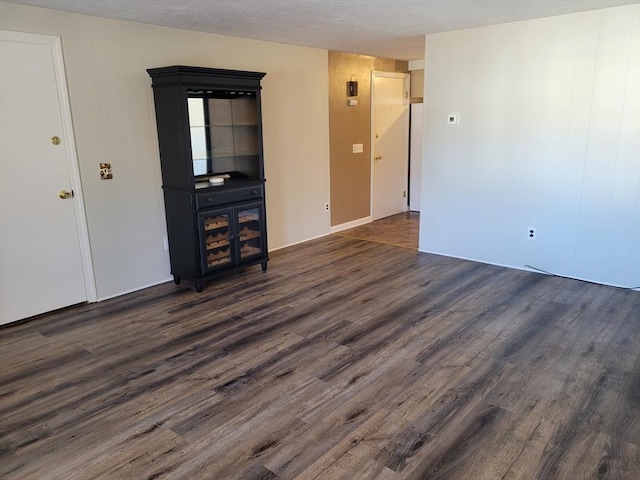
[58,190,73,199]
[374,155,382,160]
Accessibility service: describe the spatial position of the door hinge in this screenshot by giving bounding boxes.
[403,190,407,198]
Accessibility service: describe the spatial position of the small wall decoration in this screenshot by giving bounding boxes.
[100,163,113,180]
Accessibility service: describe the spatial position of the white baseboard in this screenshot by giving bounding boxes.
[417,248,640,290]
[330,216,372,233]
[270,217,374,251]
[269,232,332,252]
[97,277,173,302]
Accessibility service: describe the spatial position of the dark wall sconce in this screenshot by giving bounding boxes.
[347,80,358,97]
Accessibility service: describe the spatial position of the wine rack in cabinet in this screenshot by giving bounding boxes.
[198,199,266,278]
[202,213,231,269]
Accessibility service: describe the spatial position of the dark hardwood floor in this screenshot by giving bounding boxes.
[1,235,638,479]
[334,212,419,249]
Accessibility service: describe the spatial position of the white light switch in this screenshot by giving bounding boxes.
[352,143,363,153]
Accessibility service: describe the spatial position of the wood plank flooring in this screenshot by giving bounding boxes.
[334,212,419,249]
[1,235,639,479]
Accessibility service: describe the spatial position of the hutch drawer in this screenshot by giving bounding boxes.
[195,184,263,210]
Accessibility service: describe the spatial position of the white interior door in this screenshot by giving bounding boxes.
[371,71,410,220]
[0,31,94,325]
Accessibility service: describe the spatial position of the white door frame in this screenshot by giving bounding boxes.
[1,30,97,303]
[370,70,410,219]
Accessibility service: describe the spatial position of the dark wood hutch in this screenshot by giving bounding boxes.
[147,66,268,292]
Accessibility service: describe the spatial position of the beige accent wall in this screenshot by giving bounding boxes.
[0,1,331,299]
[328,52,408,227]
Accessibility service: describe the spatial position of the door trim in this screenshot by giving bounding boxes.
[370,70,410,220]
[1,30,97,303]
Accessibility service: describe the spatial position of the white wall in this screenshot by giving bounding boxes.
[420,4,640,288]
[0,2,331,299]
[409,103,423,211]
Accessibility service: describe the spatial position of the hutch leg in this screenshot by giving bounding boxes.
[195,282,204,293]
[173,275,181,285]
[261,261,268,272]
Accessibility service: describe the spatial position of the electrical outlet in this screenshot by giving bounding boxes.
[324,202,330,212]
[99,162,113,180]
[163,236,169,250]
[528,227,536,240]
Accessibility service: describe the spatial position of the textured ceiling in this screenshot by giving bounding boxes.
[3,0,638,60]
